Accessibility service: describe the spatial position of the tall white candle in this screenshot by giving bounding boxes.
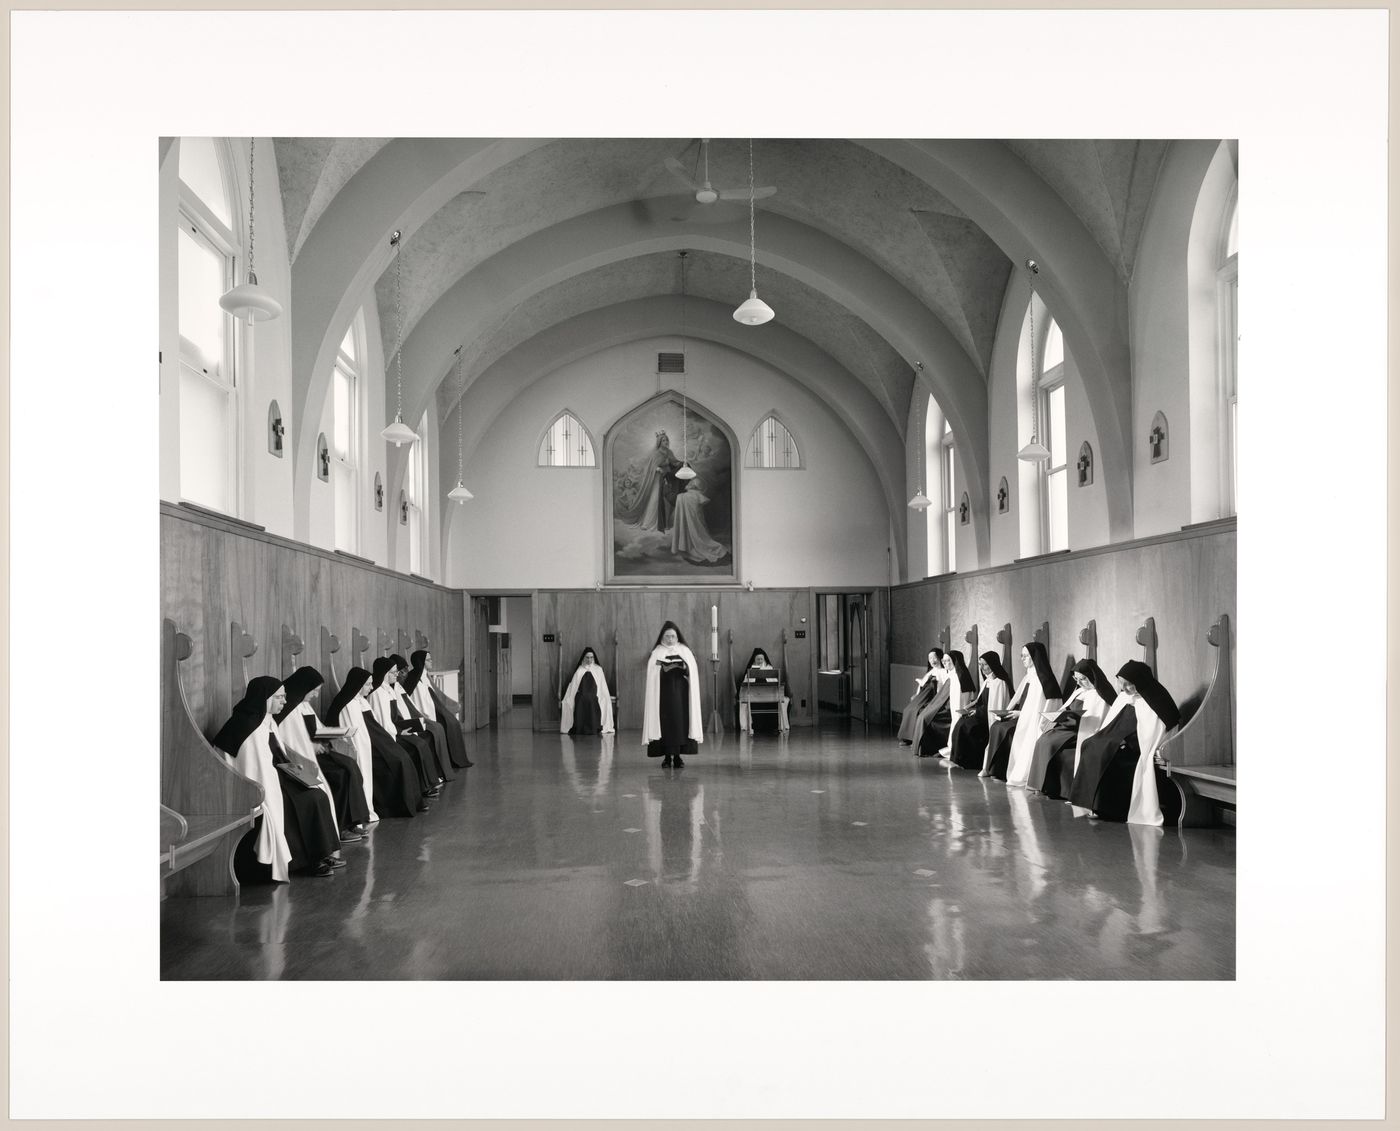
[711,604,718,629]
[711,629,719,661]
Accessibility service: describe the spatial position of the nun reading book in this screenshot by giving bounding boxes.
[981,643,1060,781]
[326,666,427,817]
[919,650,975,759]
[897,648,944,745]
[389,654,455,782]
[642,621,702,767]
[1068,660,1179,823]
[275,665,370,839]
[402,649,473,768]
[368,658,444,797]
[1025,659,1115,799]
[560,646,615,735]
[213,676,342,880]
[948,652,1012,770]
[737,647,790,734]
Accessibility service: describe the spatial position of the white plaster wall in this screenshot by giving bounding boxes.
[904,393,929,580]
[445,338,891,589]
[986,271,1029,566]
[1129,141,1217,537]
[1063,353,1110,551]
[158,145,180,504]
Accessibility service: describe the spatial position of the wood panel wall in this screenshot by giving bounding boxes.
[161,504,465,738]
[530,588,869,732]
[890,520,1236,735]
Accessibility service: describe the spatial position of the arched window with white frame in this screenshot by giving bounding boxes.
[746,412,802,469]
[176,137,241,514]
[538,410,597,467]
[331,315,364,552]
[406,413,428,575]
[1039,316,1069,553]
[923,397,953,575]
[940,417,957,573]
[1218,189,1238,514]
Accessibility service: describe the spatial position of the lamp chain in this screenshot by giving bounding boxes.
[748,139,757,292]
[456,353,464,479]
[680,252,688,463]
[1028,269,1038,445]
[394,244,404,421]
[247,138,256,280]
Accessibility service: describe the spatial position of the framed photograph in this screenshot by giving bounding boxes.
[603,390,738,584]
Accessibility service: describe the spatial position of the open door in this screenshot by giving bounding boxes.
[848,597,869,722]
[473,597,492,729]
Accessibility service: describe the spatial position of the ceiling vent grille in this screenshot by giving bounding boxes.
[657,352,685,373]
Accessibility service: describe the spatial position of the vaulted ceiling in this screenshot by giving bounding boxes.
[273,137,1168,555]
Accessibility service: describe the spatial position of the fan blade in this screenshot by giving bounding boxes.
[718,185,777,201]
[664,156,702,192]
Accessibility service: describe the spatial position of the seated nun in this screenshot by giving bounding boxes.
[390,654,455,782]
[368,657,444,797]
[926,650,975,758]
[643,621,703,767]
[315,667,377,824]
[1068,660,1171,821]
[911,652,956,758]
[327,666,428,816]
[1003,642,1064,786]
[737,647,790,734]
[1123,666,1182,826]
[897,648,944,745]
[948,651,1013,770]
[560,646,616,736]
[1026,659,1116,799]
[213,676,342,880]
[402,650,474,768]
[275,666,370,840]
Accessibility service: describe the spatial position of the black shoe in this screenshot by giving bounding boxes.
[417,802,431,812]
[673,755,685,768]
[323,857,347,870]
[463,760,475,768]
[662,755,672,767]
[426,787,442,798]
[313,863,335,877]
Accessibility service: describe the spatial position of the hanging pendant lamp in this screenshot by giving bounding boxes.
[733,139,775,326]
[381,230,419,447]
[908,419,933,510]
[220,138,283,324]
[675,251,698,480]
[447,348,474,502]
[1017,259,1051,463]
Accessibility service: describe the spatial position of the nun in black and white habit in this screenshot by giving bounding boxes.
[276,665,370,838]
[326,666,425,817]
[897,648,944,745]
[642,621,702,766]
[949,651,1012,770]
[368,658,444,796]
[390,653,455,782]
[1024,659,1115,798]
[403,649,474,768]
[561,646,615,735]
[213,676,341,880]
[1069,660,1180,823]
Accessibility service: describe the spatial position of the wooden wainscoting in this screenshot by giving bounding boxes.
[161,503,466,738]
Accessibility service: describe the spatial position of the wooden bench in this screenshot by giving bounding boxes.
[1158,614,1235,827]
[161,617,262,898]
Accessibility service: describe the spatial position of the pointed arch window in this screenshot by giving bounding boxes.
[538,410,597,467]
[332,315,364,553]
[1036,308,1069,553]
[745,413,802,469]
[406,411,429,576]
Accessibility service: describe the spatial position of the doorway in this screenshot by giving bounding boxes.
[470,593,534,730]
[815,592,871,726]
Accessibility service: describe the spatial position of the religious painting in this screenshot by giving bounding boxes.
[604,391,738,584]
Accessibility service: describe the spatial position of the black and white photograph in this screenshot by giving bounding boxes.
[7,6,1389,1123]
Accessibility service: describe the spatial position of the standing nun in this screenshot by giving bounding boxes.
[213,676,340,879]
[897,648,944,745]
[276,666,370,839]
[328,666,425,817]
[560,646,615,735]
[1003,641,1064,787]
[642,621,703,767]
[1069,660,1149,819]
[1026,659,1116,798]
[949,651,1013,770]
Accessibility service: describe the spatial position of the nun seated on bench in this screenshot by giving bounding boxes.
[1025,659,1116,799]
[1068,660,1181,824]
[275,665,371,841]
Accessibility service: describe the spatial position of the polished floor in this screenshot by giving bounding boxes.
[161,710,1235,980]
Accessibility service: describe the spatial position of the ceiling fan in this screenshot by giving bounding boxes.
[664,139,777,205]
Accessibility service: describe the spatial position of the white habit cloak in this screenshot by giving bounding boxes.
[275,702,340,830]
[641,643,704,745]
[230,717,293,883]
[1005,676,1063,786]
[1126,699,1173,827]
[560,663,616,734]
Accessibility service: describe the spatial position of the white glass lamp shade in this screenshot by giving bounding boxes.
[219,275,283,323]
[907,490,933,511]
[675,463,698,481]
[733,289,775,326]
[1017,439,1051,463]
[380,415,419,447]
[447,480,475,502]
